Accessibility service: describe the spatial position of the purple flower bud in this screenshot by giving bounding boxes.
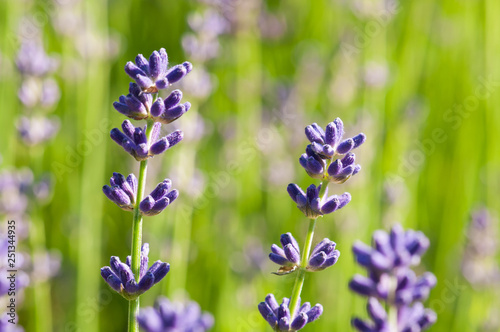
[336,138,355,154]
[166,64,188,84]
[269,233,301,274]
[113,83,151,120]
[164,90,183,109]
[259,295,322,331]
[353,133,367,148]
[140,180,178,216]
[111,121,183,160]
[101,243,169,300]
[367,297,387,327]
[149,50,164,80]
[123,49,191,93]
[305,124,324,144]
[288,183,350,219]
[135,54,150,75]
[349,274,376,297]
[307,238,340,271]
[103,172,137,211]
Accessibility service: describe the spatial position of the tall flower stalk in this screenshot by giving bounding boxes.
[259,118,366,331]
[101,48,192,331]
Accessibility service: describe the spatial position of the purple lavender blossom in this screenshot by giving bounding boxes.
[15,41,59,77]
[258,294,322,331]
[461,208,500,287]
[150,90,191,124]
[304,119,366,158]
[110,120,183,161]
[268,234,341,274]
[124,48,192,94]
[300,119,365,183]
[307,238,340,271]
[101,243,169,300]
[287,183,351,219]
[113,83,153,120]
[350,224,437,331]
[269,233,301,275]
[137,296,214,332]
[18,77,61,109]
[16,116,60,146]
[140,179,178,216]
[0,168,52,215]
[102,172,138,211]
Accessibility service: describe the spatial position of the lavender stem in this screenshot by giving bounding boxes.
[128,118,155,332]
[388,275,398,332]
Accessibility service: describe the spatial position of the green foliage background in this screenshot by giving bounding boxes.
[0,0,499,331]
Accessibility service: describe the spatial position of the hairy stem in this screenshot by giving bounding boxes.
[128,118,155,332]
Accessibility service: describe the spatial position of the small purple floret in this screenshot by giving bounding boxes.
[110,120,183,161]
[124,48,192,94]
[287,183,351,219]
[100,243,169,300]
[102,172,137,211]
[258,294,322,331]
[140,180,178,216]
[113,83,152,120]
[307,238,340,271]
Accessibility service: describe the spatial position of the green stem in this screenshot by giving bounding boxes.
[128,119,155,332]
[388,305,398,332]
[387,275,398,332]
[27,146,52,332]
[288,218,318,316]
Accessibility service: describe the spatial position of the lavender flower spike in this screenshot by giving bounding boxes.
[100,243,169,300]
[140,179,179,216]
[258,294,322,331]
[125,48,192,93]
[137,296,214,332]
[307,238,340,271]
[269,233,301,275]
[110,120,184,161]
[113,83,153,120]
[102,172,137,211]
[287,183,351,219]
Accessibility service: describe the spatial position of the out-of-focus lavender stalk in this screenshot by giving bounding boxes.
[461,208,500,331]
[11,24,63,331]
[350,224,437,331]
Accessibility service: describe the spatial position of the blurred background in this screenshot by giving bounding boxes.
[1,0,499,331]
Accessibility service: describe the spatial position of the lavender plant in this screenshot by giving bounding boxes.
[259,118,366,331]
[349,224,437,331]
[100,48,212,332]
